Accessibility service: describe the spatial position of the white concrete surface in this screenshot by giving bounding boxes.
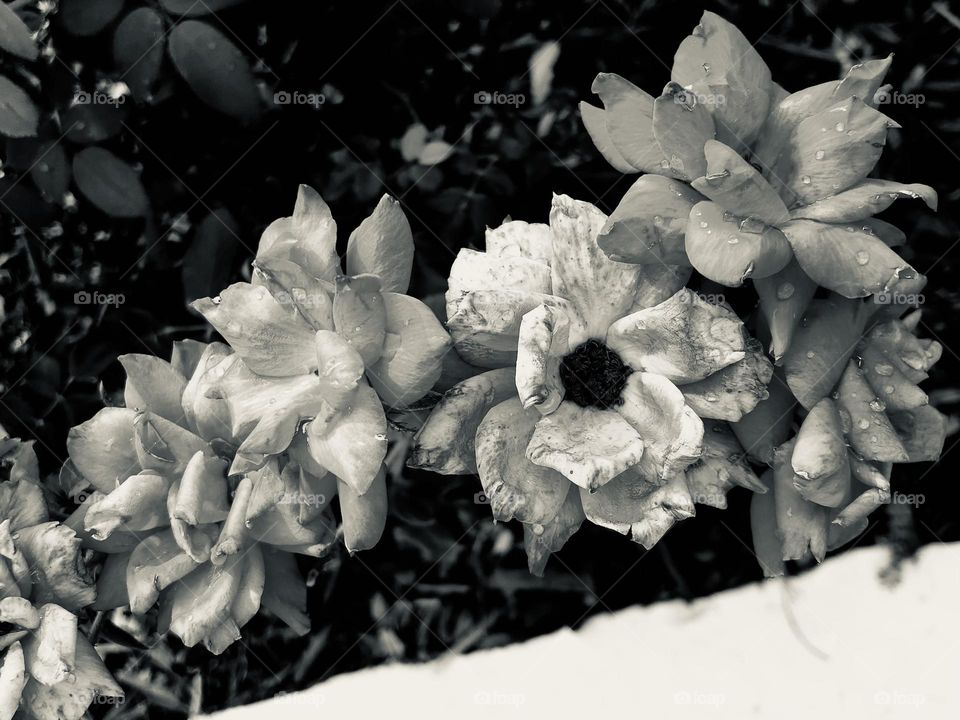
[205,543,960,720]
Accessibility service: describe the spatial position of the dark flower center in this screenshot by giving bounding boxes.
[559,339,633,409]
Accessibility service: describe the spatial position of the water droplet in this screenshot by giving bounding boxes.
[704,392,719,402]
[806,351,816,359]
[874,363,894,377]
[777,282,795,300]
[702,62,711,73]
[857,418,871,430]
[835,122,845,132]
[699,221,709,228]
[801,175,812,185]
[653,215,664,226]
[884,384,896,394]
[727,236,739,245]
[870,435,878,443]
[660,159,671,169]
[856,251,870,265]
[815,150,826,160]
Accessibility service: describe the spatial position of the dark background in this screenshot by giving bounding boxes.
[1,0,958,716]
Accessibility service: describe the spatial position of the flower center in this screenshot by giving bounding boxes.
[559,339,633,410]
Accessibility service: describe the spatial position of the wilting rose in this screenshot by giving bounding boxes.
[410,194,768,574]
[0,433,122,720]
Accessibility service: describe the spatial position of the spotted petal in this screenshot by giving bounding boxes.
[680,338,773,421]
[515,303,570,415]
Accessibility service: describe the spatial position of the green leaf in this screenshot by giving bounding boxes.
[59,0,126,37]
[0,75,39,137]
[168,20,260,121]
[113,8,166,100]
[0,2,39,61]
[72,146,149,218]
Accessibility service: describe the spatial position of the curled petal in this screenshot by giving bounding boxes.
[255,184,339,282]
[447,289,573,368]
[181,343,235,443]
[685,201,792,286]
[618,372,703,480]
[0,597,39,629]
[66,407,139,494]
[792,399,846,484]
[192,282,317,377]
[409,368,516,475]
[790,180,937,223]
[338,466,387,553]
[522,486,585,576]
[732,368,795,465]
[629,264,692,312]
[671,11,772,151]
[652,83,715,181]
[775,97,895,204]
[203,544,266,655]
[485,220,554,266]
[306,384,387,495]
[119,354,187,424]
[332,274,387,367]
[260,546,310,635]
[0,473,46,533]
[13,523,94,612]
[597,175,701,266]
[860,337,928,412]
[833,487,890,528]
[63,497,143,555]
[773,441,828,562]
[20,633,122,720]
[446,248,551,322]
[781,219,921,299]
[889,406,947,463]
[692,141,788,225]
[315,329,365,409]
[252,257,335,331]
[126,529,203,614]
[549,194,645,340]
[22,603,77,685]
[836,361,908,462]
[210,478,253,566]
[607,288,746,383]
[526,402,645,492]
[782,296,868,409]
[367,294,452,408]
[584,472,694,549]
[681,338,774,421]
[475,399,571,523]
[686,421,765,509]
[134,411,209,476]
[167,554,243,651]
[84,471,170,539]
[170,452,229,525]
[749,471,784,577]
[590,72,664,173]
[579,101,636,174]
[0,519,30,598]
[0,641,25,719]
[755,258,818,362]
[346,194,414,293]
[516,304,569,414]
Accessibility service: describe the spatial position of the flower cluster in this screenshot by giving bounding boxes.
[581,11,935,360]
[411,194,769,573]
[63,186,450,653]
[0,432,122,720]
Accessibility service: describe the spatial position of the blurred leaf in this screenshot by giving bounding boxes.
[72,146,149,218]
[0,2,39,61]
[3,137,40,169]
[29,140,71,204]
[63,103,126,144]
[0,177,53,225]
[418,140,453,165]
[168,20,261,121]
[529,40,560,106]
[160,0,249,16]
[58,0,126,37]
[182,208,240,302]
[0,75,39,137]
[113,8,166,100]
[400,123,428,162]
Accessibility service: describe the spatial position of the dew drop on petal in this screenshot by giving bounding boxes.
[874,363,894,377]
[869,399,886,412]
[727,236,738,245]
[856,251,870,265]
[806,350,816,359]
[835,122,845,132]
[801,175,812,185]
[815,150,825,160]
[777,282,795,300]
[884,384,896,394]
[699,221,709,228]
[857,418,871,430]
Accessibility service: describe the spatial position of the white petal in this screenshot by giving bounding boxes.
[515,304,570,414]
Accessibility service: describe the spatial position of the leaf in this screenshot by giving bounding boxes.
[72,146,149,218]
[113,7,166,100]
[63,103,126,144]
[160,0,249,15]
[29,141,71,204]
[182,208,240,302]
[58,0,126,37]
[417,140,453,165]
[529,40,560,105]
[168,20,260,121]
[0,3,39,61]
[0,75,38,138]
